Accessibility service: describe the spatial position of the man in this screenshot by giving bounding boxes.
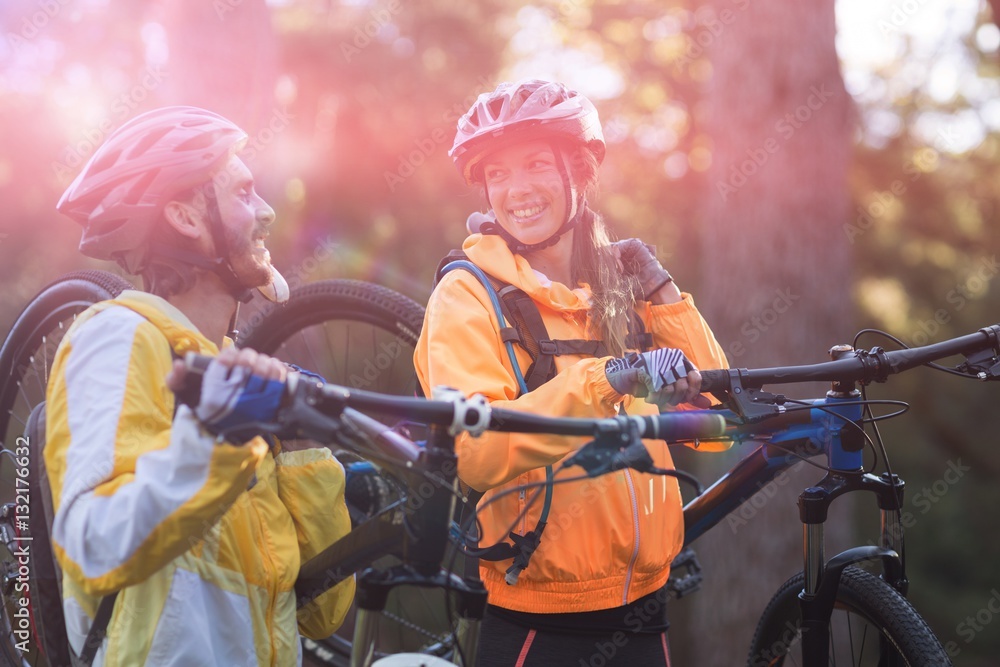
[47,106,354,665]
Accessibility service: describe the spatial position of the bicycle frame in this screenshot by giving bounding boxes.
[278,379,724,667]
[348,423,486,667]
[682,390,909,662]
[291,406,488,667]
[190,322,1000,666]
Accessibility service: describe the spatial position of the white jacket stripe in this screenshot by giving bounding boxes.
[53,307,217,580]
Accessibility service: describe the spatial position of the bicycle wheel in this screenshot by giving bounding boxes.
[0,270,132,667]
[747,566,952,666]
[242,279,457,667]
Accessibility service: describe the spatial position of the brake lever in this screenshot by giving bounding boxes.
[958,326,1000,380]
[715,370,787,422]
[564,418,654,476]
[272,375,358,443]
[958,352,1000,380]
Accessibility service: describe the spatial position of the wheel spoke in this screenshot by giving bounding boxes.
[855,612,866,664]
[322,322,341,386]
[238,280,440,666]
[749,568,948,667]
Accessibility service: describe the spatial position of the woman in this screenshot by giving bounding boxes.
[414,80,729,666]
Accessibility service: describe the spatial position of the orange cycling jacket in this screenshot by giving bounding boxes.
[414,234,730,614]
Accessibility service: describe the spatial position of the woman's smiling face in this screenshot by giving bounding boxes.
[482,140,569,246]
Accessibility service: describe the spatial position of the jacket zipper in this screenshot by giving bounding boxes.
[518,485,527,534]
[622,469,641,605]
[251,493,279,665]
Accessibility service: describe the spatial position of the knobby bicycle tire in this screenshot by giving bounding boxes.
[747,566,952,666]
[0,270,132,667]
[241,279,459,667]
[0,271,132,449]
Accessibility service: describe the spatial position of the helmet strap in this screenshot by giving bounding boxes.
[147,246,254,303]
[147,182,253,303]
[200,183,254,303]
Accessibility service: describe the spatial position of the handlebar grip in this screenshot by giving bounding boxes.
[184,352,213,375]
[181,351,301,395]
[698,369,729,394]
[653,412,727,442]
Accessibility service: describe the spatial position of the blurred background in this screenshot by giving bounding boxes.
[1,0,999,663]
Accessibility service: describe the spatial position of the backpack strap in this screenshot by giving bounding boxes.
[437,254,652,583]
[433,249,476,289]
[494,286,610,391]
[626,310,653,352]
[72,594,118,667]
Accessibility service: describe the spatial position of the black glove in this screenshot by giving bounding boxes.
[614,238,673,300]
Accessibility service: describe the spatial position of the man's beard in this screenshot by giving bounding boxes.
[225,226,273,288]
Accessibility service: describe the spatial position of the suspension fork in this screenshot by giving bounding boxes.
[351,424,488,666]
[797,472,907,663]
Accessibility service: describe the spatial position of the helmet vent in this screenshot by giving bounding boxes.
[486,98,505,122]
[512,86,533,109]
[127,126,173,160]
[174,130,219,153]
[123,169,159,205]
[88,148,124,176]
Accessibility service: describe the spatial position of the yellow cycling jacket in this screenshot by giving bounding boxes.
[45,291,354,666]
[414,234,729,614]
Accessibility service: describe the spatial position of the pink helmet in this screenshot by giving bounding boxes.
[450,79,605,186]
[57,106,248,273]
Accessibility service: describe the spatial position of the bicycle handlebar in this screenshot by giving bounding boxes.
[700,324,1000,393]
[182,353,728,444]
[328,384,726,441]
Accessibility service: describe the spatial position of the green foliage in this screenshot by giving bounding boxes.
[1,0,999,660]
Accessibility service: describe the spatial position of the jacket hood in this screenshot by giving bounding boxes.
[462,234,592,313]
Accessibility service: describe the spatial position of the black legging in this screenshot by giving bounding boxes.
[477,609,672,667]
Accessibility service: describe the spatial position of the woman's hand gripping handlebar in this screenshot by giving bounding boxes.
[172,352,728,470]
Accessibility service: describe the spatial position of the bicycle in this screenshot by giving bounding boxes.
[239,279,438,665]
[177,351,728,667]
[239,319,1000,666]
[0,273,431,667]
[687,326,1000,665]
[2,269,997,666]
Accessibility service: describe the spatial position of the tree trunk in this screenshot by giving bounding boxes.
[670,0,854,663]
[153,0,279,134]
